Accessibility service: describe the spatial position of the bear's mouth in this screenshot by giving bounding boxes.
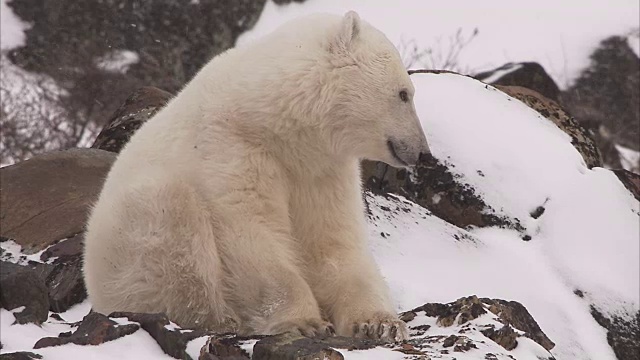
[387,140,408,166]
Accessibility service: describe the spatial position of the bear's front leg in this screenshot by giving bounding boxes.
[217,203,334,338]
[307,245,409,343]
[291,164,408,343]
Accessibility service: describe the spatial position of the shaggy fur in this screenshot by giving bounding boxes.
[83,11,429,342]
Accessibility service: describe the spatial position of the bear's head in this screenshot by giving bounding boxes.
[321,11,431,168]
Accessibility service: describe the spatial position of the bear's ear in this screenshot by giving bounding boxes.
[330,11,361,54]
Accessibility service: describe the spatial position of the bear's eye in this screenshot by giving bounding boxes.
[399,90,409,103]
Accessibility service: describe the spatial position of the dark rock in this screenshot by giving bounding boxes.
[405,296,554,352]
[110,311,207,359]
[613,169,640,201]
[0,264,49,324]
[442,334,458,348]
[495,85,603,169]
[0,148,116,253]
[0,258,53,284]
[40,233,84,263]
[361,155,523,232]
[563,35,640,154]
[475,62,562,102]
[530,206,546,219]
[34,312,139,348]
[198,335,254,360]
[46,255,87,313]
[481,298,555,351]
[590,306,639,360]
[92,87,172,153]
[252,333,379,360]
[481,324,518,351]
[0,352,43,360]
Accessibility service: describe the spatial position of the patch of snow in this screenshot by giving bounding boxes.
[239,338,259,356]
[343,347,406,359]
[627,29,640,57]
[238,0,640,87]
[0,239,48,265]
[95,50,140,74]
[10,306,26,314]
[185,336,208,359]
[476,63,523,83]
[56,300,92,323]
[616,144,640,171]
[0,0,29,51]
[163,321,181,331]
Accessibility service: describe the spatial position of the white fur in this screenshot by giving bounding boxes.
[83,11,429,342]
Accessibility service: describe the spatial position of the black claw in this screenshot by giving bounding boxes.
[326,325,335,336]
[368,324,376,337]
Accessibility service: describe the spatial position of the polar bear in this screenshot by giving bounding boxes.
[83,11,429,342]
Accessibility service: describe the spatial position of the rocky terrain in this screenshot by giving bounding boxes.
[2,71,638,359]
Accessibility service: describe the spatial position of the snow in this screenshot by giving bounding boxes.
[365,72,638,359]
[185,336,208,359]
[238,0,640,87]
[0,0,29,51]
[476,62,523,83]
[95,50,140,74]
[0,239,49,265]
[616,144,640,172]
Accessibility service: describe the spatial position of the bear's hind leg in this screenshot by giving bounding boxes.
[84,181,235,331]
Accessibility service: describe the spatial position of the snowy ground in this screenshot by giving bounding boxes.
[616,144,640,172]
[2,72,637,359]
[239,0,640,87]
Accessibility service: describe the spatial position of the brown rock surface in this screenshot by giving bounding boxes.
[474,62,562,102]
[0,148,115,253]
[252,333,379,360]
[33,312,139,348]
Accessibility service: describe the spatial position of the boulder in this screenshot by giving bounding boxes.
[33,312,139,348]
[92,86,171,153]
[0,352,43,360]
[401,295,555,352]
[0,263,49,324]
[199,335,255,360]
[474,62,562,102]
[613,169,640,201]
[1,235,87,314]
[0,149,115,253]
[361,155,524,231]
[252,333,378,360]
[590,306,639,360]
[562,35,640,154]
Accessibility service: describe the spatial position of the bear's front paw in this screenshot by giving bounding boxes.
[269,318,335,338]
[351,312,408,343]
